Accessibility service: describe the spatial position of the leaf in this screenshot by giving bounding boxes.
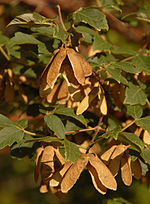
[54,108,87,126]
[114,62,140,74]
[118,132,144,152]
[136,116,150,133]
[124,82,147,105]
[72,8,108,31]
[87,163,107,194]
[44,114,65,139]
[74,25,96,44]
[120,154,132,186]
[7,13,36,27]
[127,105,143,118]
[13,118,28,129]
[0,32,9,46]
[88,154,117,190]
[93,34,112,52]
[10,32,41,45]
[0,127,24,149]
[53,23,69,42]
[0,114,13,127]
[141,148,150,165]
[107,66,128,85]
[132,56,150,75]
[64,136,81,163]
[112,48,136,56]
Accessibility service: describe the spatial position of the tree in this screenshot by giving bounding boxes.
[0,0,150,203]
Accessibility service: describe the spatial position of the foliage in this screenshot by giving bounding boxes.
[0,0,150,202]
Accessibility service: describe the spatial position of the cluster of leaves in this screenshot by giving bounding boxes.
[0,1,150,202]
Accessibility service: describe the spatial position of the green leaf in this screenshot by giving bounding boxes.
[127,105,143,118]
[141,148,150,165]
[136,116,150,133]
[93,34,112,52]
[0,32,9,46]
[31,26,54,37]
[64,136,81,163]
[114,62,139,74]
[0,114,13,127]
[124,82,147,105]
[7,13,36,27]
[53,23,69,42]
[118,132,144,152]
[54,108,87,126]
[44,114,65,139]
[74,25,96,44]
[107,197,131,204]
[132,56,150,75]
[10,32,41,45]
[72,7,108,31]
[112,47,136,56]
[107,66,128,85]
[0,127,24,149]
[13,119,28,129]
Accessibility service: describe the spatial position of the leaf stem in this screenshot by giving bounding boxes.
[0,46,10,61]
[121,119,137,132]
[91,116,103,143]
[56,5,67,32]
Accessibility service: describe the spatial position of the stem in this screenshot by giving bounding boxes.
[91,116,103,143]
[57,5,67,32]
[65,126,100,135]
[121,119,137,132]
[95,0,101,7]
[0,46,10,61]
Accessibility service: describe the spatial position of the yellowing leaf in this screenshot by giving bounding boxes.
[121,154,132,186]
[100,94,107,115]
[60,157,88,193]
[87,163,107,194]
[88,154,117,190]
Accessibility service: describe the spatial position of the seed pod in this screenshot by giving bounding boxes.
[60,156,88,193]
[87,163,107,194]
[34,147,44,183]
[50,162,72,187]
[121,153,132,186]
[88,153,117,190]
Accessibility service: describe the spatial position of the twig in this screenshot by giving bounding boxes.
[56,5,67,32]
[91,116,103,143]
[121,119,137,132]
[0,46,10,61]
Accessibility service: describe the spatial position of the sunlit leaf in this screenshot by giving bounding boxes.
[136,116,150,133]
